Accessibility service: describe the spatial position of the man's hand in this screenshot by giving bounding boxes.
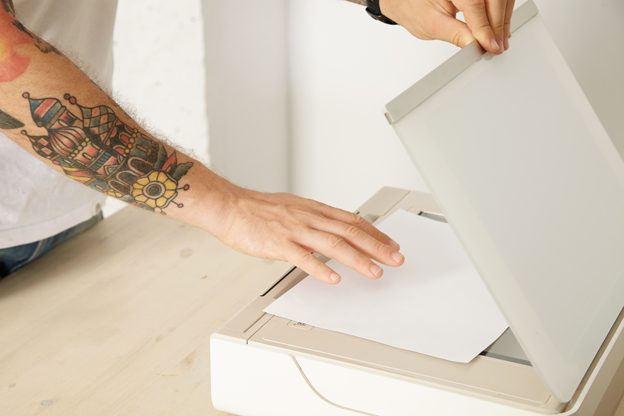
[0,8,405,286]
[209,183,405,285]
[380,0,514,54]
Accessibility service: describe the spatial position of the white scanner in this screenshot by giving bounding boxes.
[210,1,624,414]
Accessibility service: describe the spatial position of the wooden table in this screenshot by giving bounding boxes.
[1,207,623,416]
[0,207,290,415]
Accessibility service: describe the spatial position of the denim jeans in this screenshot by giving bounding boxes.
[0,212,103,279]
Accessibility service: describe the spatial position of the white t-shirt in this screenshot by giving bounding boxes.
[0,0,118,249]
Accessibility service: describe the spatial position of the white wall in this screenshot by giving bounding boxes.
[112,0,208,158]
[107,0,208,215]
[288,0,624,210]
[108,0,624,213]
[288,0,456,210]
[202,0,289,192]
[108,0,289,217]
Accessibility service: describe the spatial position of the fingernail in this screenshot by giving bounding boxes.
[490,38,501,52]
[391,252,404,264]
[369,263,383,279]
[329,273,341,283]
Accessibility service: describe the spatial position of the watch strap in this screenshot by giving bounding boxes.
[365,0,398,25]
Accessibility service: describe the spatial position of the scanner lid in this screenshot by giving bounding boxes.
[385,0,624,403]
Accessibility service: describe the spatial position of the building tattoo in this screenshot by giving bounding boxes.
[20,92,192,212]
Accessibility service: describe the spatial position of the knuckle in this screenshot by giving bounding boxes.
[376,240,393,256]
[451,31,464,47]
[344,224,364,238]
[461,0,484,8]
[295,250,316,266]
[327,235,347,250]
[282,205,305,223]
[351,213,367,226]
[314,200,337,216]
[308,198,326,209]
[288,226,306,240]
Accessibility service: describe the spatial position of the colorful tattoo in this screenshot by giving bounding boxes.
[0,12,32,82]
[21,92,192,212]
[0,108,23,129]
[0,1,59,82]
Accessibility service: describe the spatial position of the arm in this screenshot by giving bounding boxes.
[0,4,404,284]
[345,0,515,54]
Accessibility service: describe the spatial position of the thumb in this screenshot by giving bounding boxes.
[429,15,475,48]
[456,0,502,53]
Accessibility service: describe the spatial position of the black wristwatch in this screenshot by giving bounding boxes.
[365,0,397,25]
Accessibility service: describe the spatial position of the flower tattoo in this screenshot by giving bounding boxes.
[133,171,183,210]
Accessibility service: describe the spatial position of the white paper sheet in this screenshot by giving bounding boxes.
[265,209,508,363]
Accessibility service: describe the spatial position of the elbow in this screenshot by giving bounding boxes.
[1,1,15,17]
[1,0,15,24]
[0,8,58,58]
[1,3,18,39]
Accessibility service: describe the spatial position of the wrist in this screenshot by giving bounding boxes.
[366,0,398,25]
[194,173,242,236]
[165,163,239,237]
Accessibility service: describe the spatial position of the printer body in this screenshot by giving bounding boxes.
[211,188,624,416]
[211,1,624,414]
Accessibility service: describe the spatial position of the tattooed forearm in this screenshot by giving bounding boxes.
[20,92,193,213]
[0,12,31,81]
[1,5,197,216]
